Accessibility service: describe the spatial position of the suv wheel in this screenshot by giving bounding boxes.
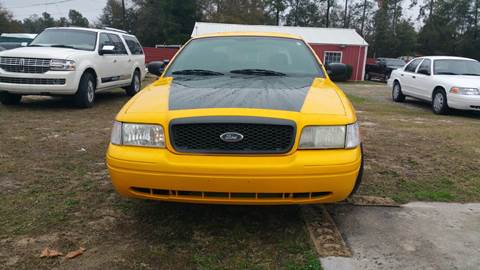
[0,92,22,105]
[74,72,96,108]
[432,89,449,115]
[392,82,405,102]
[365,72,370,81]
[125,70,141,97]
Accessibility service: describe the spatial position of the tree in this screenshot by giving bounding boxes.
[285,0,322,26]
[0,4,22,33]
[265,0,287,25]
[68,9,89,27]
[22,12,57,33]
[99,0,131,30]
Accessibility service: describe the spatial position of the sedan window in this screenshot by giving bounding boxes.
[434,59,480,75]
[417,59,431,75]
[404,59,422,73]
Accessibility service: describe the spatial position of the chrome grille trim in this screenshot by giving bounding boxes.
[0,57,51,73]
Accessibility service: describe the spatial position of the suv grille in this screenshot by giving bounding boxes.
[0,76,65,85]
[170,117,296,154]
[0,57,51,73]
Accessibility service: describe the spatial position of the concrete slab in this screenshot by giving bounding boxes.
[320,256,356,270]
[327,202,480,270]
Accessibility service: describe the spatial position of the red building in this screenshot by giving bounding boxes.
[145,22,369,81]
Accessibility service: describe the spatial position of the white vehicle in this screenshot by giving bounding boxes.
[0,27,145,107]
[388,56,480,114]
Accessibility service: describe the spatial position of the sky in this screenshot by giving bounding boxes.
[1,0,109,23]
[2,0,421,29]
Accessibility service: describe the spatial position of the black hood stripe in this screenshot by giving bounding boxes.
[168,76,315,112]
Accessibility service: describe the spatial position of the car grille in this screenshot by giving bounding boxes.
[0,76,65,85]
[169,117,296,154]
[0,57,51,73]
[131,187,332,201]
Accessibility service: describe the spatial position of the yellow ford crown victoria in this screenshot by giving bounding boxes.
[106,32,363,205]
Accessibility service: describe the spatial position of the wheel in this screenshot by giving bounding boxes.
[432,89,449,115]
[365,72,370,81]
[125,70,141,97]
[0,92,22,105]
[74,72,96,108]
[392,82,406,102]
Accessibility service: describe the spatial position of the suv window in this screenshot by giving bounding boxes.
[98,33,112,49]
[107,34,128,55]
[405,59,422,72]
[417,59,431,75]
[123,35,143,55]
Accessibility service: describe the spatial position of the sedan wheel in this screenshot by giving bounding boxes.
[432,90,449,115]
[392,83,405,102]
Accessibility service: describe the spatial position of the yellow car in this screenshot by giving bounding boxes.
[106,32,363,205]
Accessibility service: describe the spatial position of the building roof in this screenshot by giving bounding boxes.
[192,22,368,46]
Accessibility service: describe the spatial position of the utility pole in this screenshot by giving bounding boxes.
[344,0,348,28]
[429,0,434,19]
[475,0,479,40]
[121,0,126,30]
[392,0,398,35]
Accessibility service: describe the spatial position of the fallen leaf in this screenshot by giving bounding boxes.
[40,248,63,258]
[65,247,86,259]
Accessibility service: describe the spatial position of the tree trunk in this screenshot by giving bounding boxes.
[392,0,398,35]
[475,0,479,40]
[326,0,331,27]
[360,0,367,36]
[344,0,348,28]
[429,0,434,18]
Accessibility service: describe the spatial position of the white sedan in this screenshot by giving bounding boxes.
[388,56,480,114]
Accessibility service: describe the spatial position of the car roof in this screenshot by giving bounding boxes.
[44,27,135,36]
[420,56,477,61]
[192,31,304,40]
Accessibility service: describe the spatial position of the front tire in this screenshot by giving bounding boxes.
[125,70,141,97]
[0,92,22,105]
[432,89,449,115]
[74,72,96,108]
[392,82,405,102]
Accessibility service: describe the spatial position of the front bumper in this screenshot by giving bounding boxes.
[106,145,362,205]
[447,94,480,111]
[0,69,79,95]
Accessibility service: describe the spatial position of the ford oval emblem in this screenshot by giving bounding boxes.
[220,132,244,142]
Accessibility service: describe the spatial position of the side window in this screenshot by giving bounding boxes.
[417,59,431,75]
[107,33,128,55]
[405,59,422,72]
[324,51,342,65]
[98,33,112,49]
[123,35,143,55]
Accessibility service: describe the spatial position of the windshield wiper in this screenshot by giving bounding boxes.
[461,73,480,76]
[230,69,286,76]
[172,69,224,76]
[49,44,76,49]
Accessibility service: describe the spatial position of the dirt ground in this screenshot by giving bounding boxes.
[0,80,479,269]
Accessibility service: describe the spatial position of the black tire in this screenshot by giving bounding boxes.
[432,89,449,115]
[348,144,364,197]
[365,72,370,81]
[125,70,141,97]
[74,72,96,108]
[0,92,22,105]
[392,81,406,102]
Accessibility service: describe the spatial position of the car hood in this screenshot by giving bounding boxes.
[0,46,90,59]
[435,75,480,87]
[119,76,353,123]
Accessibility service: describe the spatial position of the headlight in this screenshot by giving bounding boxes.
[450,87,480,95]
[110,121,165,148]
[299,123,360,149]
[50,59,76,71]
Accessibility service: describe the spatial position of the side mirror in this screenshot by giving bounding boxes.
[418,69,430,76]
[147,59,170,76]
[20,42,28,47]
[326,63,349,82]
[99,45,115,55]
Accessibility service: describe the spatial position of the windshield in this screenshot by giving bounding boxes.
[385,59,406,66]
[165,36,324,77]
[29,29,97,51]
[434,59,480,75]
